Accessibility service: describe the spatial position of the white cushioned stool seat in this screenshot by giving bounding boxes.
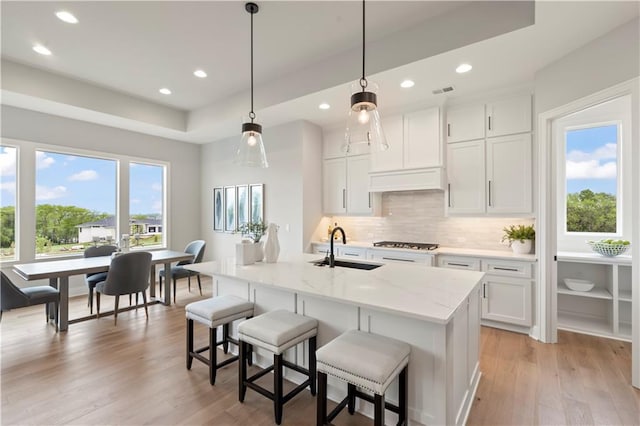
[316,329,410,395]
[238,309,318,355]
[186,295,254,329]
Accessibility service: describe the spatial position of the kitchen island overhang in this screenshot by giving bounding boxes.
[186,254,485,426]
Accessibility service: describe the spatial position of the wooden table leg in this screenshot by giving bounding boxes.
[149,265,157,298]
[58,276,69,331]
[49,278,58,320]
[163,261,172,305]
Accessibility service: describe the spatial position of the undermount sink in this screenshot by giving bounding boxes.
[310,258,383,270]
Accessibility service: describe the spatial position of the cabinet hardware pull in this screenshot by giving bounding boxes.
[488,180,492,207]
[447,183,451,207]
[344,253,358,257]
[343,189,346,209]
[447,123,451,137]
[483,283,486,298]
[488,116,492,131]
[449,262,470,267]
[494,267,518,272]
[382,257,414,262]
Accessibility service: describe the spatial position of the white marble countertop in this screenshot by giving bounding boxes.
[312,240,537,261]
[186,253,485,325]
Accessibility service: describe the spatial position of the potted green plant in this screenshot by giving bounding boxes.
[501,224,535,254]
[237,221,268,262]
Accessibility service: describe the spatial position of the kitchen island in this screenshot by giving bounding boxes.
[187,253,484,426]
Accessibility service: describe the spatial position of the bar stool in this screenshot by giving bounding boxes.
[185,295,254,385]
[238,309,318,425]
[316,330,410,426]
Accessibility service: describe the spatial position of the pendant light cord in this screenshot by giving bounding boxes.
[249,9,255,122]
[360,0,367,91]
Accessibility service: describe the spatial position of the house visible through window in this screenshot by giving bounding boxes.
[35,151,117,257]
[0,145,17,261]
[130,162,165,249]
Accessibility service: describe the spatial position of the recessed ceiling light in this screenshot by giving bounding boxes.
[159,88,172,95]
[400,80,415,88]
[319,103,330,110]
[456,63,473,74]
[32,44,52,56]
[56,11,78,24]
[194,69,207,78]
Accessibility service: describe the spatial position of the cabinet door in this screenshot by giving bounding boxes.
[486,95,531,137]
[446,103,485,143]
[438,255,481,271]
[403,107,442,169]
[336,246,367,258]
[346,155,372,214]
[322,158,346,215]
[486,134,532,214]
[447,140,485,214]
[370,114,403,172]
[481,276,532,326]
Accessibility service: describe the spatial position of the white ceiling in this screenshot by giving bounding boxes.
[1,1,639,144]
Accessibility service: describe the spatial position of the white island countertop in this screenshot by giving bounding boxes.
[186,253,485,325]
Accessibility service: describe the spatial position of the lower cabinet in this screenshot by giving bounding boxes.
[438,255,534,329]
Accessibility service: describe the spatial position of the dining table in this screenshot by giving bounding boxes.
[12,249,193,331]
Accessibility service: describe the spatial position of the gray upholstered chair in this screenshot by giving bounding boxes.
[84,245,118,314]
[159,240,206,302]
[1,271,60,329]
[95,251,152,325]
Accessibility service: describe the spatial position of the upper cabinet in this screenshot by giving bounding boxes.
[446,103,485,143]
[486,96,532,138]
[445,94,533,216]
[369,107,445,192]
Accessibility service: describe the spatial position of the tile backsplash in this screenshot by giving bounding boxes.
[318,190,535,252]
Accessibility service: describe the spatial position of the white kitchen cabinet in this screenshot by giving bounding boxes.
[446,103,485,143]
[438,255,534,329]
[323,155,379,216]
[322,157,347,214]
[323,127,369,159]
[486,134,532,214]
[446,140,485,214]
[447,134,532,215]
[336,246,367,259]
[371,114,404,172]
[557,253,632,340]
[367,249,435,266]
[486,95,531,138]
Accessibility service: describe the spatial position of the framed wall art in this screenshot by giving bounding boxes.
[236,185,249,228]
[224,186,236,232]
[213,187,223,231]
[249,183,264,223]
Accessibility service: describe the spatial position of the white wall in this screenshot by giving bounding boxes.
[535,18,639,114]
[200,120,323,261]
[1,105,201,295]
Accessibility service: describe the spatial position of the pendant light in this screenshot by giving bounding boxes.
[343,0,388,153]
[235,2,268,168]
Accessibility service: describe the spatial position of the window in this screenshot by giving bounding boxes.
[35,151,116,258]
[555,95,631,252]
[0,146,17,260]
[565,124,619,233]
[130,162,165,249]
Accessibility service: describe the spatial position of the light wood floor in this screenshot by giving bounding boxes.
[1,276,638,425]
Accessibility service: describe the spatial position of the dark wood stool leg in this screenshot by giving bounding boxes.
[239,340,248,402]
[274,353,283,425]
[247,343,253,366]
[348,383,357,414]
[317,372,328,426]
[398,366,408,426]
[309,336,317,396]
[223,323,230,354]
[187,319,194,369]
[159,275,163,297]
[197,274,202,295]
[96,292,100,318]
[209,326,217,385]
[374,393,385,426]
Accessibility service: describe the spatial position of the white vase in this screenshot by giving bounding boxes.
[253,241,264,262]
[236,242,254,265]
[263,223,280,263]
[511,240,532,254]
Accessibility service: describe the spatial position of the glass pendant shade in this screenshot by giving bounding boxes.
[343,81,388,153]
[235,121,268,168]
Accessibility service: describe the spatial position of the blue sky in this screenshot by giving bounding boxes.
[565,124,617,195]
[0,148,163,215]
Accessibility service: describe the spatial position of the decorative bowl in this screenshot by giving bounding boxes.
[563,278,594,292]
[587,241,630,257]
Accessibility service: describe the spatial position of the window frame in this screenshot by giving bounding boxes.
[128,160,168,251]
[0,144,19,262]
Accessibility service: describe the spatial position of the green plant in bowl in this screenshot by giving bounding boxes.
[501,224,535,244]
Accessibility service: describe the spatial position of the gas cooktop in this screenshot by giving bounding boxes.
[373,241,439,251]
